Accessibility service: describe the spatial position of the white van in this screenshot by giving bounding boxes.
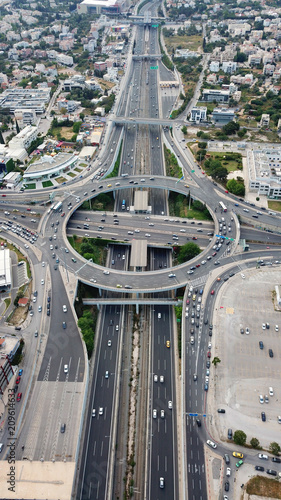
[158,313,161,319]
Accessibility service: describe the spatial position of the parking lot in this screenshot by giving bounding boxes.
[209,268,281,449]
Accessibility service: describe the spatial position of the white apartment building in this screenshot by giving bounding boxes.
[248,148,281,199]
[190,106,207,123]
[9,125,38,151]
[0,88,50,113]
[14,109,37,127]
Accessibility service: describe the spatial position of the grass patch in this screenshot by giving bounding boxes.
[51,126,74,140]
[165,34,202,52]
[79,163,87,167]
[268,201,281,212]
[169,191,212,220]
[74,167,82,172]
[25,183,36,189]
[4,298,11,312]
[68,236,108,266]
[206,152,243,172]
[246,476,281,498]
[81,192,114,212]
[68,172,76,177]
[56,177,67,184]
[164,144,182,177]
[107,140,122,178]
[42,180,53,188]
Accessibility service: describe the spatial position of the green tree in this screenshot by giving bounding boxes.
[181,125,187,135]
[233,430,247,446]
[177,242,201,264]
[269,442,281,456]
[226,178,245,196]
[250,437,260,449]
[212,356,221,367]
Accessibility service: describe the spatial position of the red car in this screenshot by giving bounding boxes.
[212,252,217,257]
[196,264,201,268]
[2,194,6,197]
[17,393,22,402]
[16,376,20,384]
[61,212,65,217]
[210,290,215,295]
[192,237,197,240]
[225,190,228,193]
[27,208,31,211]
[186,299,190,305]
[207,351,211,358]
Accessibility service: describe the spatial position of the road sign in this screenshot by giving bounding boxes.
[151,24,158,28]
[189,413,198,416]
[203,414,206,417]
[191,170,195,173]
[150,66,158,70]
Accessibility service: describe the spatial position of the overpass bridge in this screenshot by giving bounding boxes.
[132,54,162,61]
[113,117,178,126]
[82,297,183,313]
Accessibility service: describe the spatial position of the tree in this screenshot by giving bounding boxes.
[177,242,201,264]
[181,125,187,135]
[233,430,247,446]
[250,437,260,449]
[226,178,245,196]
[15,120,20,134]
[269,442,281,456]
[212,356,221,367]
[0,130,5,145]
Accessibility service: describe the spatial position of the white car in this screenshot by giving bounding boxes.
[206,439,217,449]
[262,323,266,330]
[38,305,42,312]
[92,409,96,417]
[154,374,158,382]
[153,409,157,419]
[259,395,264,404]
[41,279,45,285]
[269,387,274,396]
[103,270,110,275]
[105,370,109,379]
[50,245,53,250]
[275,325,279,332]
[33,297,37,303]
[168,401,172,409]
[245,327,250,334]
[63,305,67,313]
[108,340,112,347]
[160,375,164,383]
[161,410,165,419]
[241,273,245,279]
[41,261,45,267]
[99,407,103,415]
[116,325,119,331]
[226,467,231,476]
[64,364,68,373]
[258,454,268,460]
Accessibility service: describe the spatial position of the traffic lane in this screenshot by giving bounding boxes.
[240,226,281,244]
[82,305,121,499]
[37,265,85,382]
[151,306,175,500]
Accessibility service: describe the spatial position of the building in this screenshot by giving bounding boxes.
[209,61,220,72]
[247,148,281,199]
[0,87,50,114]
[79,146,96,160]
[78,0,126,15]
[201,89,229,103]
[0,249,12,292]
[260,114,270,127]
[94,61,107,72]
[211,108,235,124]
[190,106,207,123]
[221,61,237,74]
[23,153,78,182]
[0,356,15,396]
[3,171,21,189]
[174,49,200,59]
[14,108,37,127]
[9,125,38,151]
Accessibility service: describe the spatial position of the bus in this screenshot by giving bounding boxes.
[52,201,63,212]
[122,199,126,210]
[219,201,227,212]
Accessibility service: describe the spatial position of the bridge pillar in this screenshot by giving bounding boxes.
[136,293,139,314]
[99,288,102,297]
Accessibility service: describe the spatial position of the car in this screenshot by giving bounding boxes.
[224,454,230,464]
[210,290,215,295]
[255,465,264,471]
[99,407,103,415]
[259,454,268,460]
[266,322,270,329]
[38,305,42,312]
[168,401,172,409]
[153,409,157,419]
[226,467,231,477]
[269,349,274,357]
[34,330,38,337]
[154,374,158,382]
[160,410,165,419]
[16,376,20,384]
[207,439,217,449]
[41,279,45,285]
[18,369,23,376]
[47,309,50,315]
[262,323,266,330]
[206,360,210,368]
[259,341,264,349]
[62,322,66,329]
[207,351,211,358]
[166,340,170,348]
[60,423,66,433]
[236,460,243,468]
[71,258,77,263]
[261,412,266,421]
[233,452,243,458]
[103,270,110,275]
[245,327,250,334]
[160,375,164,383]
[196,418,201,427]
[275,325,279,332]
[64,364,68,373]
[168,273,176,278]
[92,409,96,417]
[269,387,274,396]
[159,477,164,489]
[17,392,22,402]
[105,370,109,379]
[265,395,269,403]
[204,383,208,391]
[259,395,264,404]
[116,325,119,331]
[272,457,281,463]
[267,469,277,476]
[228,429,233,439]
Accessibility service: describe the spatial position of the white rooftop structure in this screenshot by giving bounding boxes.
[0,249,12,291]
[23,153,78,181]
[248,147,281,199]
